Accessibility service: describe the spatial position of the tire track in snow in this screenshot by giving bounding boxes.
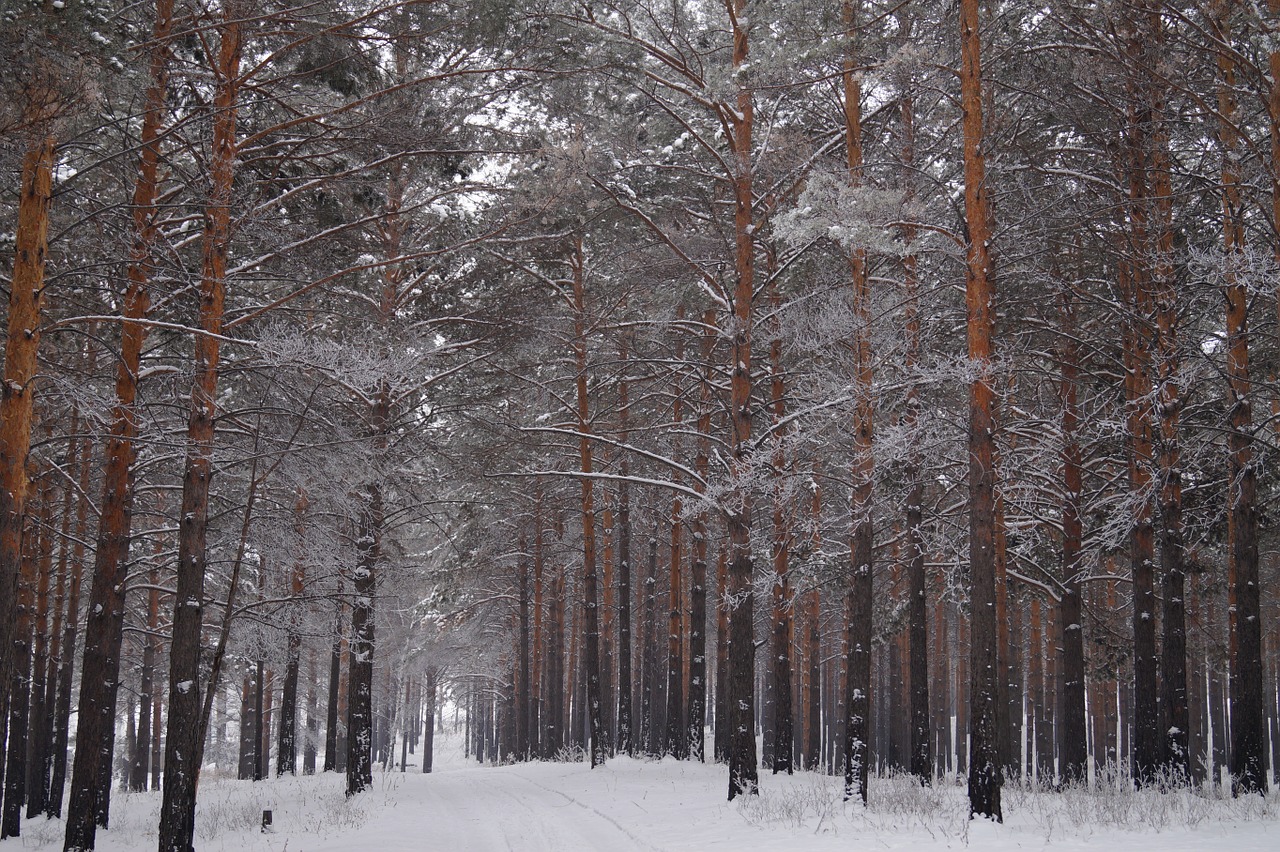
[504,767,664,852]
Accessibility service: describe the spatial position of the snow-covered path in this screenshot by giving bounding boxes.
[322,763,655,852]
[8,736,1279,851]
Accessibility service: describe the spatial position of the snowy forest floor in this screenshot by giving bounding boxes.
[7,734,1280,851]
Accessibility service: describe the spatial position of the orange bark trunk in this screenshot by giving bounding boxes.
[960,0,1001,821]
[0,130,53,840]
[158,5,241,848]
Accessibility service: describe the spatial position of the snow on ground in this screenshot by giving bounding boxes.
[9,735,1279,851]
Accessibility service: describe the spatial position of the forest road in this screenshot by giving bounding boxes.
[307,764,662,852]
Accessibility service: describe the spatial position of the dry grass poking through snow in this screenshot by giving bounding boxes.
[17,771,392,851]
[735,765,1279,844]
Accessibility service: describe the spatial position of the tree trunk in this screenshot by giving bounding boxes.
[1121,45,1160,785]
[26,491,53,816]
[346,472,381,795]
[765,284,792,776]
[516,534,531,760]
[959,0,1001,820]
[531,490,545,758]
[615,362,633,755]
[570,239,605,769]
[2,491,42,837]
[1214,8,1266,795]
[157,6,241,848]
[0,114,54,841]
[665,309,686,762]
[422,674,436,773]
[129,568,160,792]
[277,492,307,776]
[896,38,931,787]
[324,607,342,772]
[40,439,75,807]
[1057,283,1087,785]
[1146,14,1188,776]
[254,660,266,780]
[688,312,714,762]
[48,417,92,818]
[64,1,173,842]
[601,501,616,751]
[304,648,318,775]
[723,0,758,802]
[714,545,729,764]
[841,0,874,806]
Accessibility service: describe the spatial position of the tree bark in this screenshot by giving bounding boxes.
[65,1,173,842]
[156,5,241,848]
[841,0,874,806]
[48,412,92,818]
[516,533,531,760]
[724,0,758,802]
[897,75,930,785]
[960,0,1002,820]
[1146,9,1188,778]
[1057,283,1087,786]
[615,359,633,755]
[2,487,42,837]
[304,647,318,774]
[346,473,381,795]
[665,309,686,761]
[688,311,715,762]
[26,490,53,816]
[129,566,160,792]
[573,235,606,767]
[1,117,54,841]
[323,606,342,772]
[1214,6,1266,795]
[1121,28,1159,784]
[422,674,436,773]
[641,533,657,756]
[766,284,792,776]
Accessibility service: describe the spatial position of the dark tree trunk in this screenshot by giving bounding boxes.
[807,589,822,772]
[897,19,931,788]
[129,569,160,792]
[765,288,792,777]
[304,648,317,775]
[640,534,657,757]
[841,0,873,806]
[960,0,1001,820]
[422,675,436,773]
[570,239,607,768]
[279,493,307,777]
[516,540,531,760]
[530,491,545,759]
[64,1,172,843]
[253,662,265,781]
[279,638,300,776]
[25,494,53,817]
[615,363,634,754]
[345,477,381,796]
[1209,9,1267,797]
[48,420,91,819]
[40,461,74,809]
[1057,285,1088,785]
[1147,46,1188,778]
[723,0,758,802]
[3,503,40,837]
[714,546,729,764]
[324,611,342,772]
[688,324,714,764]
